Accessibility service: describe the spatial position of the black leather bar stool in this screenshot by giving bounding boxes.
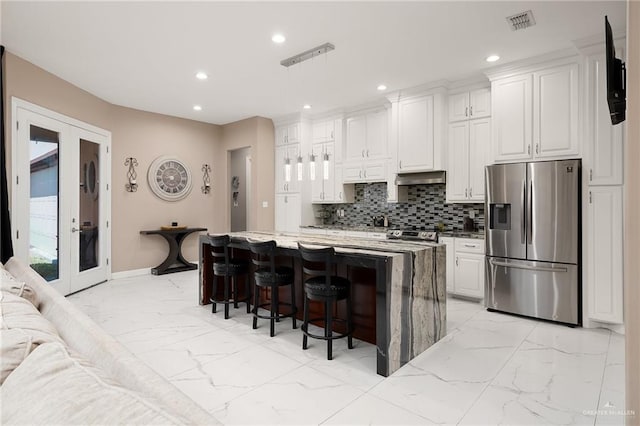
[297,243,354,360]
[208,234,250,319]
[248,240,297,337]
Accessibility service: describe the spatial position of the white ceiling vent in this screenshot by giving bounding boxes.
[507,10,536,31]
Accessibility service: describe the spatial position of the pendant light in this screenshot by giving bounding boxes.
[297,155,304,181]
[323,151,330,180]
[284,156,291,182]
[309,151,317,181]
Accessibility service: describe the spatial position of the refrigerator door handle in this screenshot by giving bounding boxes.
[527,180,533,244]
[489,258,568,273]
[520,179,526,244]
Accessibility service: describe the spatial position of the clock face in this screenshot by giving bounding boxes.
[148,156,193,201]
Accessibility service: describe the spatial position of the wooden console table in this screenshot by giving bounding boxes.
[140,227,207,275]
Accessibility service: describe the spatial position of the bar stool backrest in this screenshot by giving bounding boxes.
[297,243,334,289]
[208,234,231,273]
[248,240,277,275]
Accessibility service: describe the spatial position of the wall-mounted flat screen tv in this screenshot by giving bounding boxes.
[605,15,625,125]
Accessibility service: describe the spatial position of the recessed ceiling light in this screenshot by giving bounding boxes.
[195,72,208,80]
[193,105,202,111]
[272,34,286,44]
[486,55,500,63]
[377,84,387,91]
[303,104,311,110]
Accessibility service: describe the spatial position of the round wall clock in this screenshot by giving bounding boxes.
[147,156,193,201]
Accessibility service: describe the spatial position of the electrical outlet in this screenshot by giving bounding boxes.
[469,209,475,219]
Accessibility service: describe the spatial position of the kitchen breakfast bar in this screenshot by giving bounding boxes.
[198,232,446,376]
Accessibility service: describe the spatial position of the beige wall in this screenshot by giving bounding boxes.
[3,51,275,273]
[625,1,640,423]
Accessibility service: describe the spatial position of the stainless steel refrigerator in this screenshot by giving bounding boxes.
[485,159,581,325]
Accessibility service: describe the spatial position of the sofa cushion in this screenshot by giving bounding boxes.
[0,291,62,344]
[0,329,33,384]
[0,267,40,308]
[1,342,189,425]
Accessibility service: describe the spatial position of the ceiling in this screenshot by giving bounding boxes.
[1,1,627,125]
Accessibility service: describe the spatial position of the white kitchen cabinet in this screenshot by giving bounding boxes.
[491,61,580,162]
[345,109,388,163]
[396,94,446,173]
[586,52,624,186]
[533,63,580,158]
[333,166,354,203]
[439,237,455,293]
[449,88,491,122]
[342,160,387,183]
[311,142,336,203]
[587,186,623,324]
[275,122,301,146]
[492,74,533,162]
[275,144,301,193]
[312,120,336,143]
[447,118,490,203]
[275,193,301,234]
[441,237,485,299]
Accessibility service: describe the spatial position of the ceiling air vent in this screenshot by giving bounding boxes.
[507,10,536,31]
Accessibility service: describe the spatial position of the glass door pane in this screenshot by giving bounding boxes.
[29,125,60,281]
[78,139,100,272]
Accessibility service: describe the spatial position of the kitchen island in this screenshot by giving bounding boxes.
[198,231,446,376]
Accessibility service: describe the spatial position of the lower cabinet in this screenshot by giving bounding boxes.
[275,193,301,234]
[440,236,485,299]
[587,186,624,324]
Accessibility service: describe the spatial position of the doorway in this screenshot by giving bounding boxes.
[229,147,251,232]
[11,99,111,295]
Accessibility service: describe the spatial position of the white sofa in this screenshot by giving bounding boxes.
[1,257,218,425]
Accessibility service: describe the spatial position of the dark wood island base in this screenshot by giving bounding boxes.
[198,232,446,377]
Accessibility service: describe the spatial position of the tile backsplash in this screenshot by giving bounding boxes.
[319,183,485,231]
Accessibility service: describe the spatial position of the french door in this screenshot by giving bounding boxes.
[12,99,111,295]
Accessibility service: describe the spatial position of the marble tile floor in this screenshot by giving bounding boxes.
[68,271,626,425]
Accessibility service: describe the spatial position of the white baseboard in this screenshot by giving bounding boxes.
[111,268,151,280]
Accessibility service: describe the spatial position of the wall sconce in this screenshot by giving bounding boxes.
[201,164,211,194]
[308,152,317,181]
[124,157,138,192]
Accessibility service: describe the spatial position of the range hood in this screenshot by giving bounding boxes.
[395,171,446,185]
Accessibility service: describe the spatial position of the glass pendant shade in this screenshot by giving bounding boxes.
[323,152,330,180]
[284,158,291,182]
[297,156,303,181]
[309,153,317,181]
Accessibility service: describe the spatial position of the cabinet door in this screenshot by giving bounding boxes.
[455,252,485,299]
[469,88,491,119]
[275,126,288,146]
[275,145,288,192]
[398,96,434,171]
[312,121,328,143]
[311,143,324,202]
[439,237,455,293]
[287,123,301,144]
[366,109,388,159]
[345,115,367,162]
[492,74,532,162]
[587,186,623,324]
[342,162,364,183]
[468,118,491,201]
[275,194,288,231]
[448,92,470,122]
[446,121,469,202]
[533,63,579,158]
[363,161,387,182]
[587,53,624,185]
[285,193,301,233]
[334,165,345,202]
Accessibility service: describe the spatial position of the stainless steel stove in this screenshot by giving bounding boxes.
[386,229,438,242]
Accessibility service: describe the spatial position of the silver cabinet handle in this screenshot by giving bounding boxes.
[465,188,468,198]
[339,191,342,200]
[399,160,402,169]
[528,145,531,155]
[359,170,362,178]
[364,170,367,178]
[464,244,477,248]
[465,107,468,117]
[536,144,539,154]
[589,191,592,203]
[589,169,593,181]
[469,187,473,198]
[456,257,459,266]
[470,106,473,116]
[366,149,369,157]
[362,149,365,158]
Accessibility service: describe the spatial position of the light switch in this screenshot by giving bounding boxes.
[262,201,268,208]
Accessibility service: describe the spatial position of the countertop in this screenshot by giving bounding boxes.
[301,225,485,239]
[438,231,485,239]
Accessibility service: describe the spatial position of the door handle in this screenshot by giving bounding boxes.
[536,144,539,155]
[71,227,81,233]
[527,180,533,244]
[521,179,526,244]
[489,258,568,273]
[463,244,477,248]
[359,170,362,178]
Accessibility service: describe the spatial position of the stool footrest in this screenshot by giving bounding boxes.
[301,317,352,341]
[253,302,298,320]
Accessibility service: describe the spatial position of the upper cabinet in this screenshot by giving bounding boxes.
[490,60,580,163]
[275,122,301,146]
[585,51,624,186]
[448,88,491,122]
[345,109,388,162]
[447,118,490,203]
[397,93,445,172]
